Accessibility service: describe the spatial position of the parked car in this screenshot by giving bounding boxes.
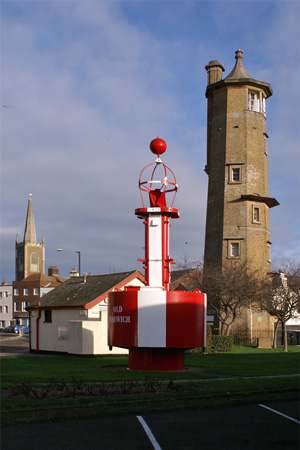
[12,324,25,334]
[13,325,29,335]
[1,326,15,333]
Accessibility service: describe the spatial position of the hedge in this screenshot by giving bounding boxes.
[188,327,234,354]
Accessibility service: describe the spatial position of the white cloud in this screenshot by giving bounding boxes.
[1,1,299,282]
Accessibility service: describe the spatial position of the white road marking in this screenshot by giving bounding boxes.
[137,415,163,450]
[259,404,300,424]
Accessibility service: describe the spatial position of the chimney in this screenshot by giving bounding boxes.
[70,268,79,277]
[48,266,59,276]
[205,60,225,85]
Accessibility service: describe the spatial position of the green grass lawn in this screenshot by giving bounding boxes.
[1,345,299,384]
[1,346,299,425]
[186,345,300,377]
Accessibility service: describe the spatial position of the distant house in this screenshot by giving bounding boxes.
[170,268,202,291]
[13,267,67,327]
[272,272,300,346]
[27,270,145,355]
[0,283,13,328]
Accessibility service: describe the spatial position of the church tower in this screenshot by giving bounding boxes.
[15,195,45,281]
[204,50,279,275]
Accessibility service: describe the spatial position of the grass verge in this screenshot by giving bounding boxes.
[2,346,299,383]
[1,346,299,426]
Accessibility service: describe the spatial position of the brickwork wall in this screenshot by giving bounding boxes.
[204,81,271,275]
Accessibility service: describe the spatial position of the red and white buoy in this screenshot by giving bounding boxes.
[108,138,206,371]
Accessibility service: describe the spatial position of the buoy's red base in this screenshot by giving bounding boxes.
[129,348,185,371]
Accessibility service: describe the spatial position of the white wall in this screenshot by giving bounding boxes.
[30,309,84,352]
[40,287,55,296]
[30,308,128,355]
[68,317,128,355]
[287,312,300,326]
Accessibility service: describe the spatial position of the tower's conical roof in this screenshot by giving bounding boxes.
[225,50,253,80]
[24,194,37,243]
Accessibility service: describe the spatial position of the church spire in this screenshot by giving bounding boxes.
[16,194,45,280]
[24,194,37,243]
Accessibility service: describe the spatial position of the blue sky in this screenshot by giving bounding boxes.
[1,0,299,281]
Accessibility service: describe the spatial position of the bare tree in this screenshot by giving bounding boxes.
[174,257,204,291]
[176,258,263,336]
[202,261,265,336]
[261,264,300,351]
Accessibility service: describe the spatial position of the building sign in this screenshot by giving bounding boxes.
[98,305,108,311]
[58,325,68,340]
[108,291,138,348]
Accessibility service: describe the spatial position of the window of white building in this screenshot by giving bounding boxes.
[44,310,52,323]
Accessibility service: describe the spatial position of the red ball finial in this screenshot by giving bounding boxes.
[150,137,167,156]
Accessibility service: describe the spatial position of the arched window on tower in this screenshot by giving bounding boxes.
[31,252,39,272]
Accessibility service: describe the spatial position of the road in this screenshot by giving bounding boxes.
[0,333,30,358]
[1,399,299,449]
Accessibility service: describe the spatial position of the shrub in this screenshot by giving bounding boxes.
[187,328,234,354]
[212,335,234,352]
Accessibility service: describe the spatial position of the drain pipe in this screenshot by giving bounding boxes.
[36,302,41,353]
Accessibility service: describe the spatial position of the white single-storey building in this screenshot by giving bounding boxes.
[27,270,145,355]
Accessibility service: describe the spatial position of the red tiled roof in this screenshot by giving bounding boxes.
[18,272,67,287]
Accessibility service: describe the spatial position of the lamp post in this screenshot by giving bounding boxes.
[57,249,81,276]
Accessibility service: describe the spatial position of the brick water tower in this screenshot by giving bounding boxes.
[204,50,279,276]
[108,138,206,371]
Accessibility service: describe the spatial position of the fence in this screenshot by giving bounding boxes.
[231,330,273,346]
[231,328,300,346]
